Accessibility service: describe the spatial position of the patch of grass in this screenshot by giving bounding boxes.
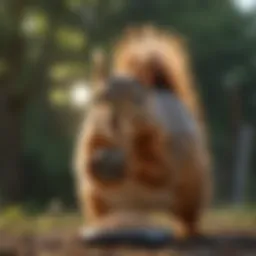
[0,206,82,235]
[0,206,256,236]
[201,207,256,233]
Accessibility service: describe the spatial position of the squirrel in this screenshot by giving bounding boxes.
[73,26,212,238]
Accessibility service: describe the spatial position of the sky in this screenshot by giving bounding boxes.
[236,0,256,11]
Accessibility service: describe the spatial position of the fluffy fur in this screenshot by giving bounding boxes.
[74,26,212,237]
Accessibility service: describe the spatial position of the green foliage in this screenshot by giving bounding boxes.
[21,9,49,38]
[50,62,85,81]
[49,89,69,106]
[55,27,86,51]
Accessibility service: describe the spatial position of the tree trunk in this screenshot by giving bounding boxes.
[0,90,24,204]
[0,2,25,204]
[0,0,28,204]
[232,123,254,205]
[227,86,243,202]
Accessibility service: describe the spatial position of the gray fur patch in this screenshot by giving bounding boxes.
[148,91,200,137]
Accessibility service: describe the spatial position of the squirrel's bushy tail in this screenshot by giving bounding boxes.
[111,26,201,122]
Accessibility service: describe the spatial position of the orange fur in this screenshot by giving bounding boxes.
[112,26,203,124]
[74,25,212,238]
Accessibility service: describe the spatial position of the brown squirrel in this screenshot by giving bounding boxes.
[73,26,212,238]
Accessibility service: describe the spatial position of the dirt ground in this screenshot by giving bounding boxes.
[0,209,256,255]
[1,231,256,256]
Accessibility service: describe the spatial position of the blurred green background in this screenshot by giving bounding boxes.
[0,0,256,211]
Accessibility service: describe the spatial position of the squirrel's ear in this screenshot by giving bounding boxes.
[91,48,109,89]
